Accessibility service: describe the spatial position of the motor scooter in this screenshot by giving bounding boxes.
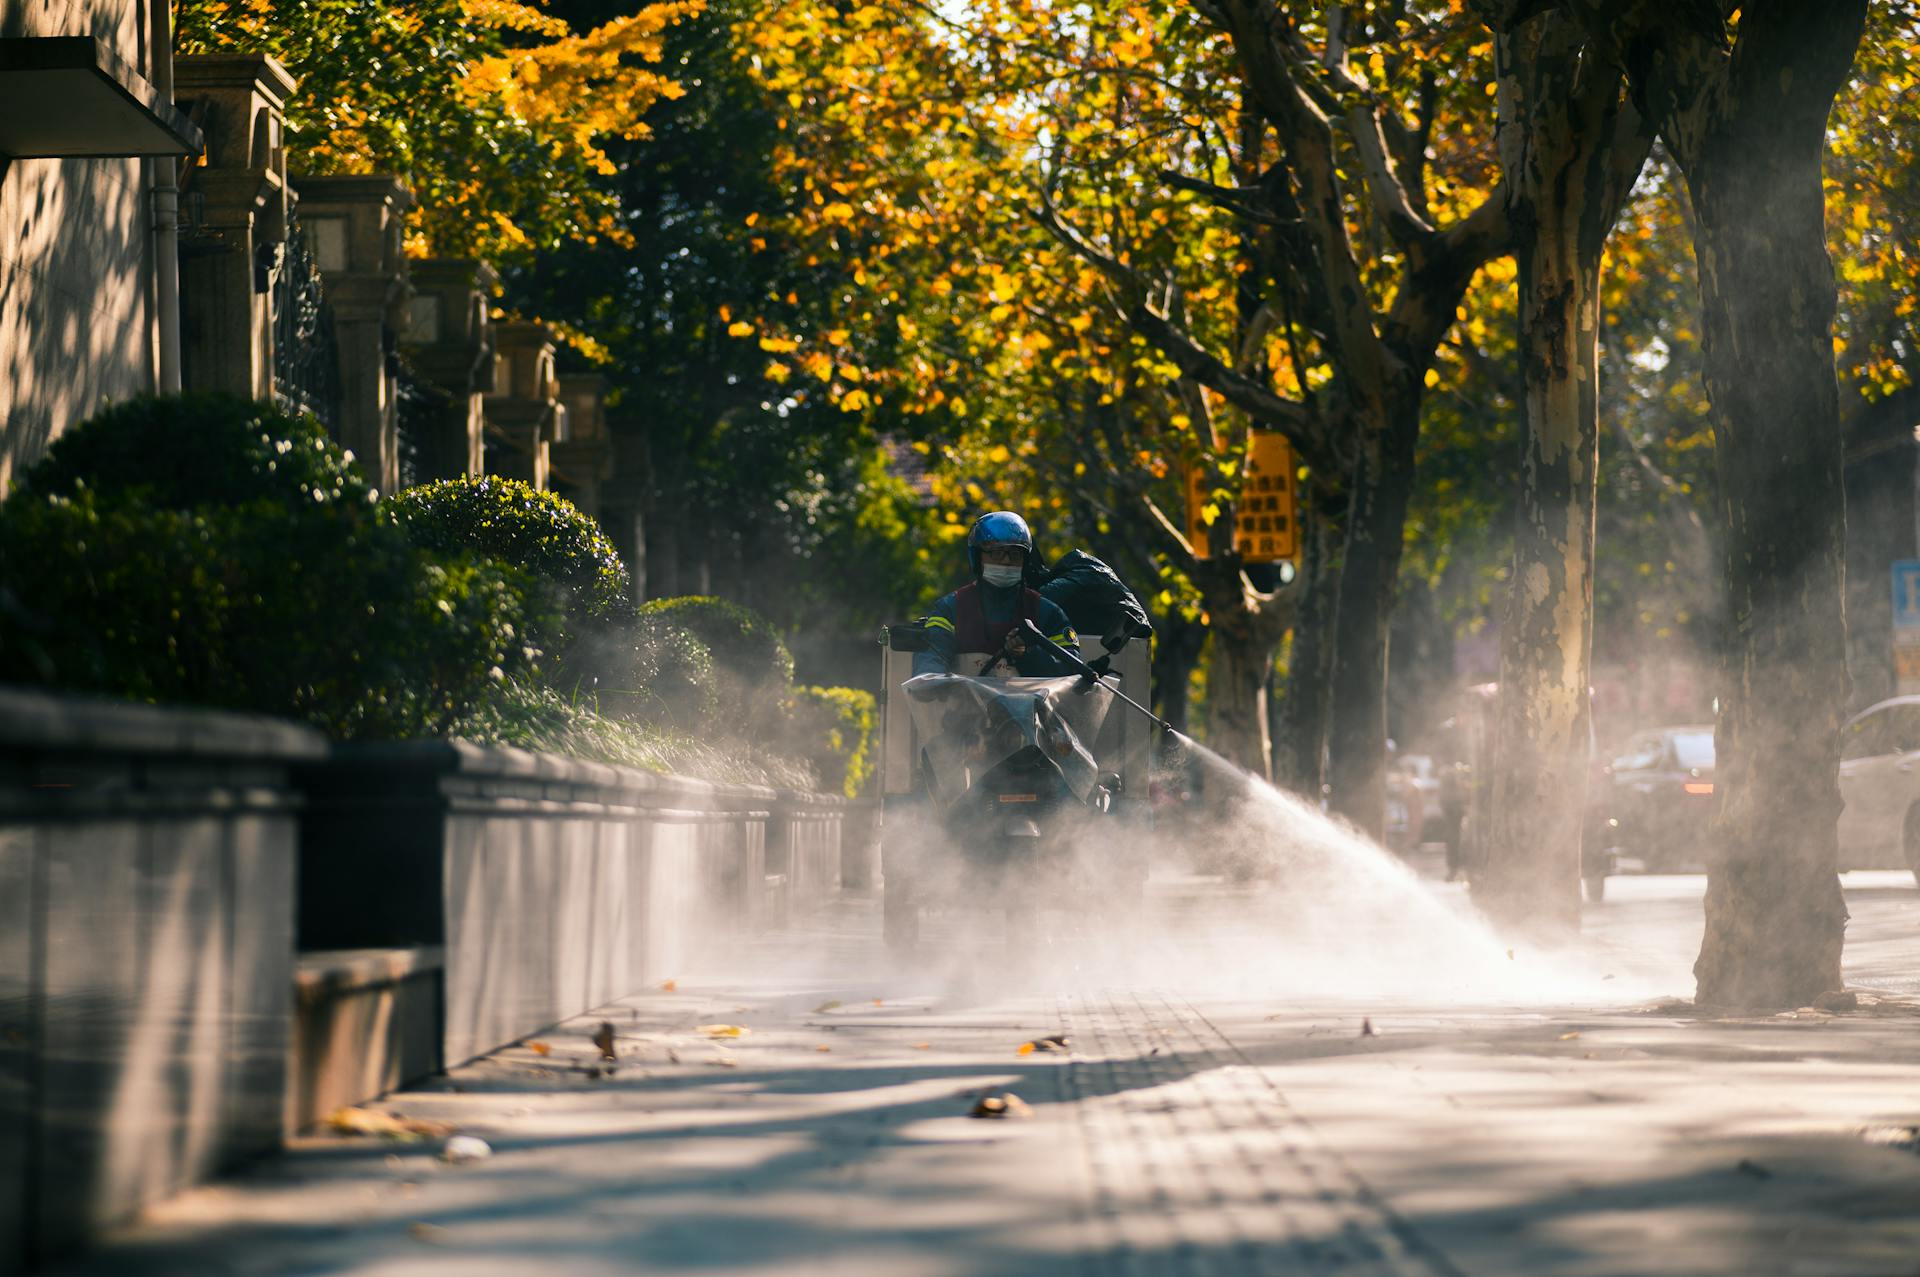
[879,621,1183,950]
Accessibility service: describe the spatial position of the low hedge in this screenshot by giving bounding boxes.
[20,392,378,509]
[0,395,534,738]
[456,677,814,791]
[783,685,878,799]
[391,476,630,635]
[558,612,722,729]
[636,595,794,728]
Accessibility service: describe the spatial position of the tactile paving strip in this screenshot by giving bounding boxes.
[1056,989,1461,1277]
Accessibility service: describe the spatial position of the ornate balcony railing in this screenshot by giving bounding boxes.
[271,211,343,431]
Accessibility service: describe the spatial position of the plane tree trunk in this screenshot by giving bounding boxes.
[1275,488,1341,795]
[1576,0,1866,1005]
[1475,7,1651,934]
[1324,405,1419,838]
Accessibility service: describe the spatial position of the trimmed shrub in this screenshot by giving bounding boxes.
[558,612,722,729]
[636,596,793,725]
[390,476,630,633]
[455,677,815,791]
[20,392,380,508]
[0,396,533,738]
[782,685,879,799]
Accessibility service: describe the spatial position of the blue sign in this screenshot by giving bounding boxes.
[1894,561,1920,631]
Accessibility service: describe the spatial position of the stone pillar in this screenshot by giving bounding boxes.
[294,174,413,493]
[483,321,561,490]
[550,373,612,518]
[599,421,651,604]
[399,258,498,480]
[173,55,295,400]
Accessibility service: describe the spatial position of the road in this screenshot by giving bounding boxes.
[46,868,1920,1277]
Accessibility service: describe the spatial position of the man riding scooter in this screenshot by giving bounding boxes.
[913,511,1081,678]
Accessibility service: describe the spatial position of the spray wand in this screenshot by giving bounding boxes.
[1014,620,1193,751]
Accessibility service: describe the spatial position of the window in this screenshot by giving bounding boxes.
[1842,709,1892,761]
[1669,731,1715,770]
[1612,735,1661,772]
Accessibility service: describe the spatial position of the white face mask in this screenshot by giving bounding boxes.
[981,563,1023,588]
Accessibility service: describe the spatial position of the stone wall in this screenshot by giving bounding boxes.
[0,687,325,1275]
[0,2,157,495]
[295,741,831,1070]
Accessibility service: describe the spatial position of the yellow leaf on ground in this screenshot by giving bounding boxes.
[327,1107,454,1140]
[660,979,678,992]
[969,1092,1034,1120]
[698,1024,749,1038]
[526,1041,551,1056]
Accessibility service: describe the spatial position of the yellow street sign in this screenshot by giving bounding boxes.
[1186,431,1298,563]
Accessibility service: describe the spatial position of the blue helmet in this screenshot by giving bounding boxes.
[966,511,1033,576]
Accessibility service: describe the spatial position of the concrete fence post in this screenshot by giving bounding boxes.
[292,174,413,494]
[399,258,499,481]
[172,54,295,402]
[483,321,562,488]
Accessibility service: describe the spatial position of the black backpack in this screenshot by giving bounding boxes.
[1036,549,1154,650]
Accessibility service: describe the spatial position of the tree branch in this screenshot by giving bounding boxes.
[1027,194,1340,472]
[1215,0,1396,396]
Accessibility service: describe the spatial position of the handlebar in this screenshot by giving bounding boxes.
[1014,620,1183,743]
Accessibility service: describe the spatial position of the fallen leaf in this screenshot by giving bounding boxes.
[1360,1018,1376,1038]
[1017,1042,1036,1057]
[816,1045,832,1053]
[872,999,885,1007]
[1559,1032,1582,1041]
[706,1054,738,1068]
[593,1022,618,1061]
[666,1047,681,1065]
[409,1222,449,1244]
[814,1000,843,1013]
[969,1091,1034,1120]
[327,1107,454,1140]
[912,1042,930,1050]
[660,979,678,992]
[697,1024,749,1038]
[525,1041,551,1057]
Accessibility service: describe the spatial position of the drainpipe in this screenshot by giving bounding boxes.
[151,0,182,394]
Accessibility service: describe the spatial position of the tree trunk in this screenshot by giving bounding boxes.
[1579,0,1867,1007]
[1325,406,1419,840]
[648,508,681,601]
[1276,502,1339,796]
[1687,89,1857,1007]
[1152,610,1208,734]
[1478,13,1645,934]
[1204,601,1280,780]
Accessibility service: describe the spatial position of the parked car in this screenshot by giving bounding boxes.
[1838,696,1920,876]
[1385,753,1444,854]
[1592,726,1717,872]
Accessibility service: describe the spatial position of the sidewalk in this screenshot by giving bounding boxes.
[43,875,1920,1277]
